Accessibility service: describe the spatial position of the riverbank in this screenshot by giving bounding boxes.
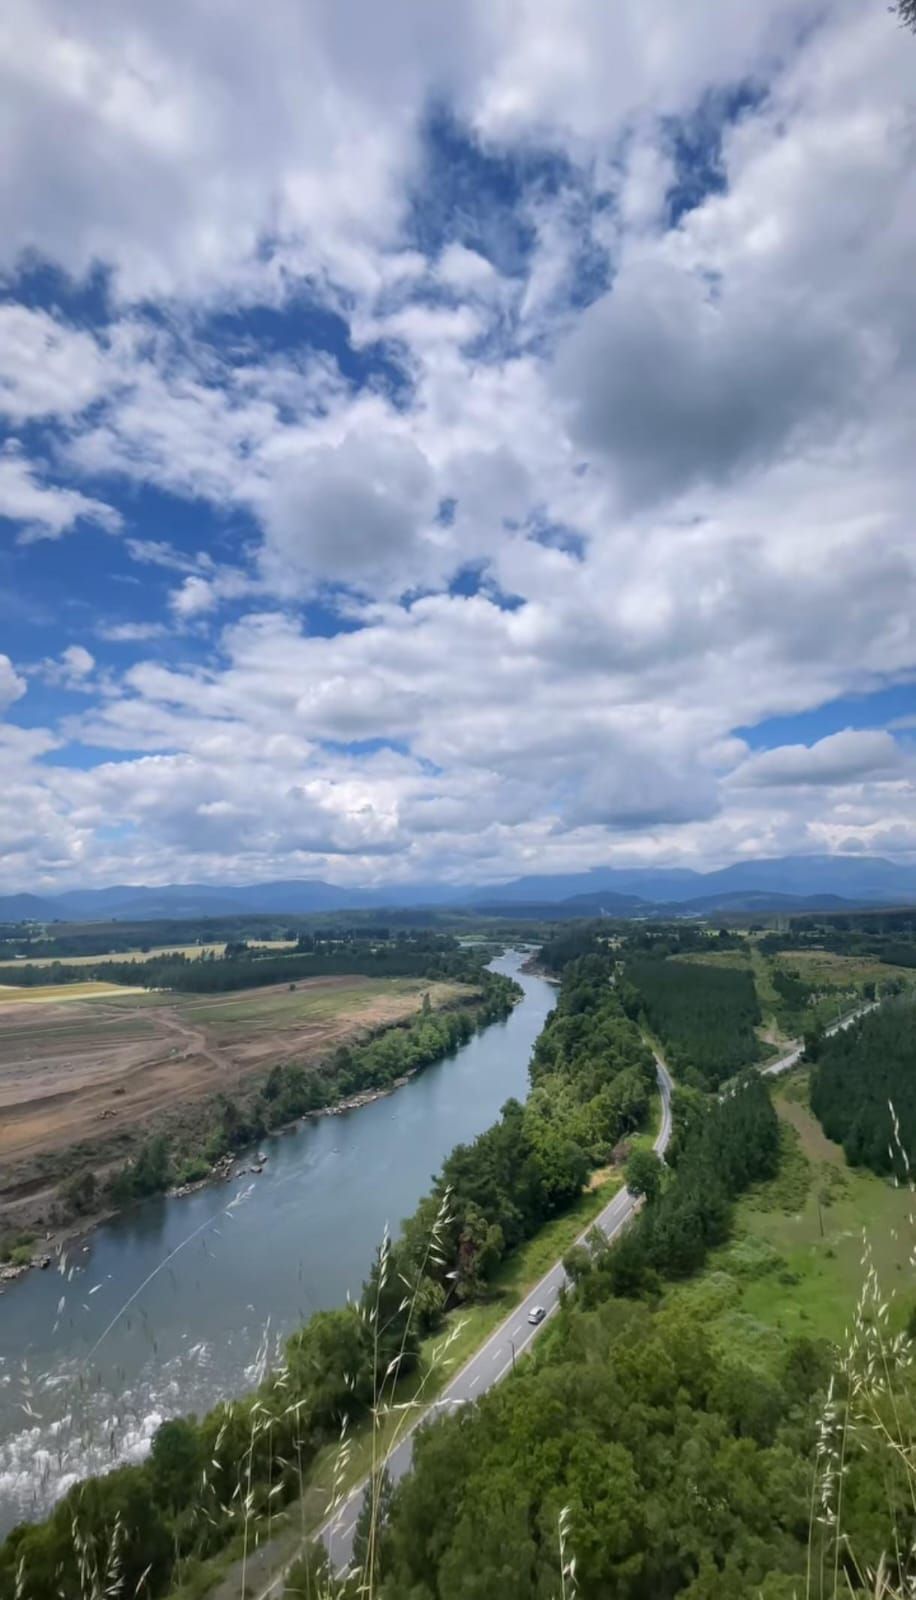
[0,983,519,1292]
[0,973,473,1230]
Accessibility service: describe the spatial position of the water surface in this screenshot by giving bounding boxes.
[0,952,554,1533]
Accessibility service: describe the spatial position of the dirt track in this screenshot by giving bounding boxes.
[0,976,464,1175]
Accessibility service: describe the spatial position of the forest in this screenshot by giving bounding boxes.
[623,956,762,1089]
[0,951,653,1598]
[0,931,484,992]
[759,908,916,969]
[809,997,916,1175]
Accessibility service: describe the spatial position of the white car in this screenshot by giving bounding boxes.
[528,1304,546,1325]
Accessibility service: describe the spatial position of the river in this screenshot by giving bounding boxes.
[0,952,554,1536]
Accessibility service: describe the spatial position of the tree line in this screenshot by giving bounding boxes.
[622,956,761,1089]
[810,998,916,1176]
[0,933,483,993]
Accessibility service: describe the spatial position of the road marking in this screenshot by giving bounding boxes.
[342,1519,357,1540]
[469,1375,479,1391]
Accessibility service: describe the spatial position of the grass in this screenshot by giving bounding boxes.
[677,949,754,971]
[186,978,466,1035]
[677,1071,916,1361]
[0,940,296,970]
[0,980,146,1006]
[774,948,912,987]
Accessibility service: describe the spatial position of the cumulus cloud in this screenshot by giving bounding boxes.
[0,0,915,889]
[0,654,27,712]
[554,258,859,506]
[35,645,97,690]
[730,729,904,789]
[0,304,108,421]
[0,446,121,541]
[256,430,440,592]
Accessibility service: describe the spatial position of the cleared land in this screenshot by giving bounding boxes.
[770,947,909,986]
[0,975,466,1172]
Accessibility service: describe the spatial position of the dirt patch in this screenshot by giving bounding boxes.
[587,1164,616,1191]
[775,1090,846,1167]
[0,976,466,1194]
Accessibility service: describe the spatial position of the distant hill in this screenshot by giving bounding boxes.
[470,856,916,907]
[0,891,69,923]
[1,854,915,925]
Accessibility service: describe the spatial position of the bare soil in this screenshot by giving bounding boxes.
[0,976,464,1201]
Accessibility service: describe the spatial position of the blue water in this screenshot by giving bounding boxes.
[0,953,554,1533]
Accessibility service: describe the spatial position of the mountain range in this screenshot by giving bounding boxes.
[2,854,916,924]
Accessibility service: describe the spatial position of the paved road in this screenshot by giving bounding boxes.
[761,999,877,1078]
[311,1052,673,1579]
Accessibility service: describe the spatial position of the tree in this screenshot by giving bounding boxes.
[803,1022,825,1062]
[285,1306,373,1428]
[625,1147,663,1202]
[149,1417,202,1512]
[353,1465,394,1578]
[455,1205,504,1300]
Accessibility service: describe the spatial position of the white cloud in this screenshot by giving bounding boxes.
[0,445,121,541]
[35,645,97,690]
[0,304,108,421]
[96,621,170,642]
[0,654,27,712]
[61,645,95,680]
[169,576,219,619]
[1,0,916,889]
[730,729,904,789]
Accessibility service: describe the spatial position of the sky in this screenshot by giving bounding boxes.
[1,0,915,894]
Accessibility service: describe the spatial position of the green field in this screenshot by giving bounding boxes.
[675,1071,915,1364]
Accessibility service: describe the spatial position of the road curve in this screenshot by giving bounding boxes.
[312,1051,674,1579]
[762,999,878,1078]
